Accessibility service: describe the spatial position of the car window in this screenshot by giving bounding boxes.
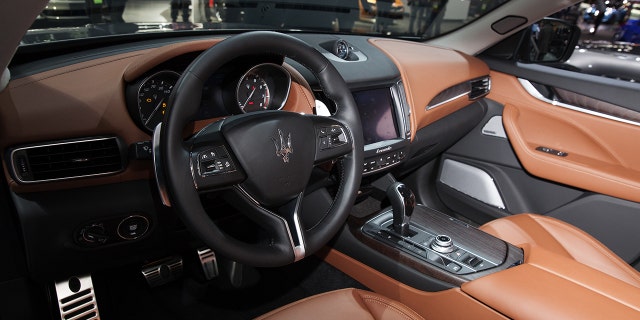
[553,1,640,82]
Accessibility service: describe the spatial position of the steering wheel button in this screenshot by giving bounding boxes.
[319,137,329,149]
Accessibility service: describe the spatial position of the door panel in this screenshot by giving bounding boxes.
[432,63,640,268]
[493,71,640,203]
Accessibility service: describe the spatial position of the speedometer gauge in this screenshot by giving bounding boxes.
[237,73,271,112]
[137,71,180,131]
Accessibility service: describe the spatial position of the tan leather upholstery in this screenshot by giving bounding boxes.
[255,288,424,320]
[480,213,640,288]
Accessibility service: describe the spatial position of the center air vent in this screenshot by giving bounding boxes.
[10,137,125,183]
[469,77,491,100]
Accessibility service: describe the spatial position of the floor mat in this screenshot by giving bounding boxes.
[95,255,366,320]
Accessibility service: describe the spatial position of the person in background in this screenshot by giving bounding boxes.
[409,0,430,36]
[590,0,607,34]
[171,0,191,23]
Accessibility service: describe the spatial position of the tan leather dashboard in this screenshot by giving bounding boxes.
[1,36,488,193]
[0,38,314,193]
[489,71,640,203]
[369,38,490,139]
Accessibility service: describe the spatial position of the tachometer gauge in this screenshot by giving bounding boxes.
[235,63,291,113]
[237,72,271,112]
[137,71,180,131]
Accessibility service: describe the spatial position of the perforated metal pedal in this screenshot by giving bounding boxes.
[197,247,219,280]
[141,256,183,287]
[54,274,101,320]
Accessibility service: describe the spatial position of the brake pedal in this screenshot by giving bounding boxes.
[54,274,101,320]
[197,247,219,280]
[141,256,183,287]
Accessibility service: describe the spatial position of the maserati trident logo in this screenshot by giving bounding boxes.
[272,129,293,163]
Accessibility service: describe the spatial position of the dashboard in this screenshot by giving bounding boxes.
[0,33,490,280]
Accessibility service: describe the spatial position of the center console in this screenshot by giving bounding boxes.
[362,204,524,285]
[344,177,523,287]
[354,81,411,175]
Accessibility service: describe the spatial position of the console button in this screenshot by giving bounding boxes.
[446,262,462,272]
[466,256,483,268]
[117,215,150,240]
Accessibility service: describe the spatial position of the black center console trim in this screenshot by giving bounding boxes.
[348,205,524,287]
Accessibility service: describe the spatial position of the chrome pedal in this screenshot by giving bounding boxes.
[197,247,219,280]
[54,274,101,320]
[141,256,183,287]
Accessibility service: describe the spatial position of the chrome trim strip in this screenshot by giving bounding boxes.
[439,159,506,209]
[290,193,306,262]
[9,136,123,184]
[427,91,470,110]
[390,81,412,140]
[518,78,640,127]
[152,124,172,207]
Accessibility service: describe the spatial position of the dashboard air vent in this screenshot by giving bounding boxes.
[10,137,125,183]
[469,77,491,100]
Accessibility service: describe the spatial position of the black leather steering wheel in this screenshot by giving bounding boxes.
[155,31,363,267]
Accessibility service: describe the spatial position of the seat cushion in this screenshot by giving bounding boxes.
[480,213,640,288]
[255,288,424,320]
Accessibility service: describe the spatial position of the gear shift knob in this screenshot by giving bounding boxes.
[386,182,416,236]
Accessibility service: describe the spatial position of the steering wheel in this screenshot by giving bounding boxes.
[154,31,364,267]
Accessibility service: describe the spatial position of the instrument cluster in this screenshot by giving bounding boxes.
[126,56,292,133]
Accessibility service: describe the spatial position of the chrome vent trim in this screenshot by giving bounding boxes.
[9,137,125,184]
[469,76,491,100]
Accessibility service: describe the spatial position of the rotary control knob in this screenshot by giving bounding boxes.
[80,224,108,244]
[431,235,454,254]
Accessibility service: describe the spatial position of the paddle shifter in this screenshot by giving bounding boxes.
[386,182,416,236]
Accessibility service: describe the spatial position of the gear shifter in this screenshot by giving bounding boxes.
[386,182,416,236]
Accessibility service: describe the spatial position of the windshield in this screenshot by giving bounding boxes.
[25,0,509,45]
[22,0,508,45]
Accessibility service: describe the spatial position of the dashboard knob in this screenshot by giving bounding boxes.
[431,235,454,253]
[80,224,108,244]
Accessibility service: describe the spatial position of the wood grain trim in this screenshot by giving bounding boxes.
[319,248,508,320]
[368,39,489,139]
[488,71,640,203]
[461,244,640,319]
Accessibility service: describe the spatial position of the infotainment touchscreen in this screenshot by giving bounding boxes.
[352,88,399,145]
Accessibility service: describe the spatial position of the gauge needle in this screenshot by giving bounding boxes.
[145,99,164,126]
[242,86,256,108]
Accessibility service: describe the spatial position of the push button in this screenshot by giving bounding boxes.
[117,215,150,240]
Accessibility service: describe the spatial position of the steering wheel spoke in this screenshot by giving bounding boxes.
[311,116,353,164]
[187,126,247,191]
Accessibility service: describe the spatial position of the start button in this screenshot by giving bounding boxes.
[117,215,150,240]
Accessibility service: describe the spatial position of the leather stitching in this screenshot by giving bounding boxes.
[360,294,424,320]
[534,216,640,287]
